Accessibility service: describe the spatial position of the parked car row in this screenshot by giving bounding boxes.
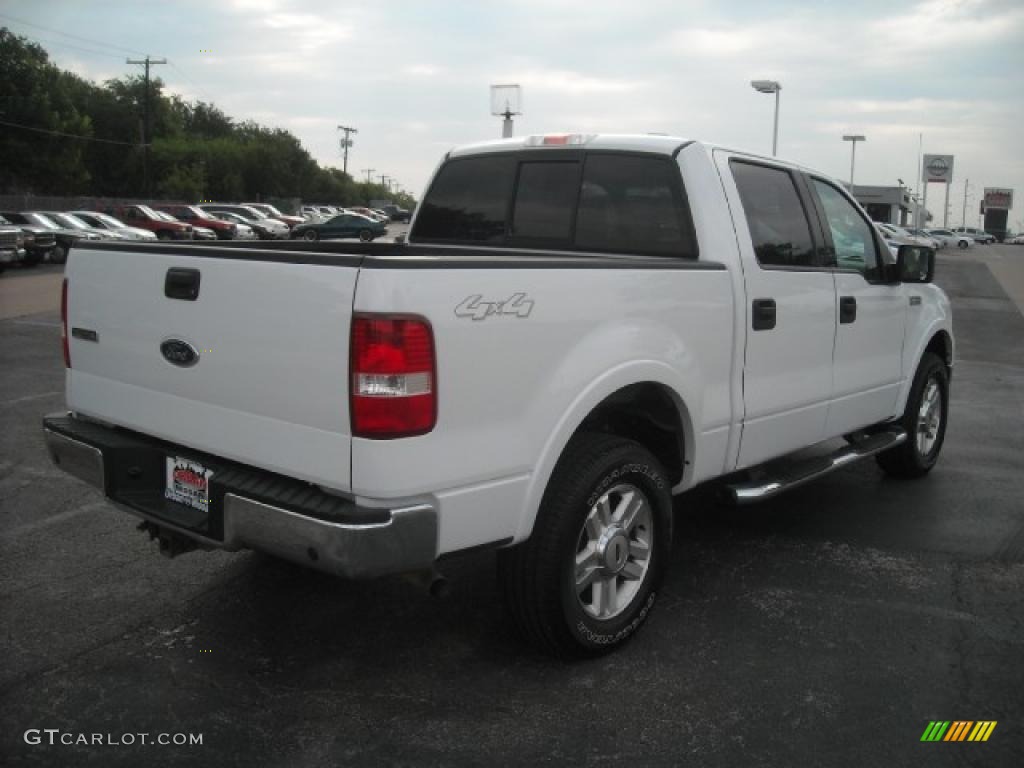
[0,199,415,272]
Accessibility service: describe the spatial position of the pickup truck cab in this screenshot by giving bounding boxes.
[44,134,952,657]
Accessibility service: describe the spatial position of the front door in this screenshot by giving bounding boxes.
[717,153,837,469]
[806,177,906,436]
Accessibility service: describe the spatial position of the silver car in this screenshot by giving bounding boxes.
[71,211,157,241]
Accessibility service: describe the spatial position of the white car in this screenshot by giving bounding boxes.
[926,228,974,250]
[71,211,158,241]
[45,133,953,658]
[1007,233,1024,245]
[904,228,942,249]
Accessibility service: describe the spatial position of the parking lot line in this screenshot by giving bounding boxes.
[3,501,109,539]
[0,391,61,407]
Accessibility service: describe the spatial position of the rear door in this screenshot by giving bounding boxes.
[717,154,837,468]
[65,245,359,492]
[805,176,906,435]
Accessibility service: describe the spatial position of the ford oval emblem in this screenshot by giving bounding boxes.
[160,339,199,367]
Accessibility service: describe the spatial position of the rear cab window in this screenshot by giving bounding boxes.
[412,151,697,258]
[729,160,818,268]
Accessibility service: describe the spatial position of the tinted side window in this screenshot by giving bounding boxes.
[811,179,880,276]
[511,161,578,240]
[731,161,816,267]
[412,156,516,242]
[575,155,694,257]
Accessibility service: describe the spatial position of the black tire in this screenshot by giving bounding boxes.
[50,243,68,264]
[498,433,672,658]
[22,250,41,267]
[157,230,172,241]
[303,230,319,241]
[358,229,373,242]
[876,352,948,478]
[958,239,968,249]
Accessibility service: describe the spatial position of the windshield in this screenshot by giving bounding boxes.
[26,213,58,229]
[153,211,177,222]
[49,213,91,230]
[134,205,162,219]
[92,212,126,227]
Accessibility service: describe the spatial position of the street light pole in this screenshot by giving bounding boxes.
[842,135,866,188]
[750,80,781,156]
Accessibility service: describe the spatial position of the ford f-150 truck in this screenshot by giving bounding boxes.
[43,134,952,657]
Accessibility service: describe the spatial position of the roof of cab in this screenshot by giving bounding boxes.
[445,133,821,177]
[448,133,695,158]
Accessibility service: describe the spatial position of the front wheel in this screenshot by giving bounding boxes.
[498,433,672,658]
[358,229,373,242]
[958,239,969,249]
[877,352,949,477]
[303,230,319,241]
[50,243,68,264]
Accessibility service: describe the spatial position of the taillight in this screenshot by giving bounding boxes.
[61,278,70,368]
[350,315,436,438]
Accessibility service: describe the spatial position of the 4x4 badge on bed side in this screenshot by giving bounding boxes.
[455,292,534,321]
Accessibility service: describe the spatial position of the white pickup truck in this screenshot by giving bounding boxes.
[44,134,952,657]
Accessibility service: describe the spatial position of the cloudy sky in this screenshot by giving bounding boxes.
[3,0,1023,227]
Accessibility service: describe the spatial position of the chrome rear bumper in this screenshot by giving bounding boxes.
[43,414,437,579]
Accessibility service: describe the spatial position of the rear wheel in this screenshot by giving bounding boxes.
[303,230,319,241]
[877,352,948,477]
[498,433,672,658]
[50,243,68,264]
[157,231,171,241]
[358,229,373,242]
[958,239,969,249]
[23,249,41,267]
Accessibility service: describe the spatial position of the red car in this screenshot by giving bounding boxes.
[155,204,238,240]
[105,205,193,240]
[241,202,304,229]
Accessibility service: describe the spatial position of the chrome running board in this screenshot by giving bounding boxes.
[725,427,907,505]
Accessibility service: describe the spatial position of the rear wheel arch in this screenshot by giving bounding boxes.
[515,379,693,544]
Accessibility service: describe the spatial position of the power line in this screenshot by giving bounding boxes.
[0,118,144,146]
[0,12,151,56]
[14,33,125,61]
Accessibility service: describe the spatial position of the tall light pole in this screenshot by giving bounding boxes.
[490,84,522,138]
[337,125,357,175]
[750,80,781,156]
[961,179,971,227]
[842,135,866,188]
[361,168,375,184]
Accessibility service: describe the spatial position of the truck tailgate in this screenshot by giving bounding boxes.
[64,245,358,493]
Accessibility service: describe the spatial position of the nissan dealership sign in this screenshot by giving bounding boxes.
[922,154,955,184]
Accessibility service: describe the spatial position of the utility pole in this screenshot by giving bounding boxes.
[961,178,969,227]
[361,168,375,184]
[337,125,358,175]
[380,175,390,192]
[126,56,167,197]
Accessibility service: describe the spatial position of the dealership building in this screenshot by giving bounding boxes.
[848,185,928,227]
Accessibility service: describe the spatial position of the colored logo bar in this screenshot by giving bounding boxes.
[921,721,997,742]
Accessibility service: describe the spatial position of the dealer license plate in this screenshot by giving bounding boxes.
[164,456,213,513]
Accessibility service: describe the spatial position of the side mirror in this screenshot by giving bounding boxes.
[896,244,934,283]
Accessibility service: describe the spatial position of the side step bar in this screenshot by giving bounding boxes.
[725,427,907,505]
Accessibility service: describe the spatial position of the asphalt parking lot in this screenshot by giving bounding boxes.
[1,246,1023,767]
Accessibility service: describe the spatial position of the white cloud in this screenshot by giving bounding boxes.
[509,69,648,95]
